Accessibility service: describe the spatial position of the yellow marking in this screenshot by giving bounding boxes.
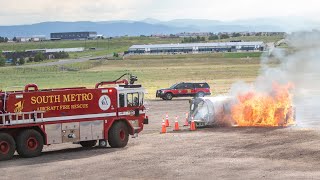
[14,101,24,113]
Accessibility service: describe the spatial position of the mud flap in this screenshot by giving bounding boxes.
[143,118,149,124]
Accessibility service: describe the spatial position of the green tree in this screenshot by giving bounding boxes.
[0,52,5,67]
[232,32,241,37]
[0,36,9,42]
[28,57,34,62]
[11,57,17,65]
[19,58,25,65]
[34,52,45,62]
[220,34,230,39]
[208,35,219,40]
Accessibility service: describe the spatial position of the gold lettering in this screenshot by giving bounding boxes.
[82,93,87,101]
[76,94,81,101]
[71,94,76,102]
[54,95,61,103]
[31,97,36,104]
[36,96,42,104]
[43,96,48,104]
[48,95,53,103]
[37,107,46,111]
[70,104,89,109]
[63,95,70,102]
[32,93,92,106]
[60,105,70,110]
[87,93,93,100]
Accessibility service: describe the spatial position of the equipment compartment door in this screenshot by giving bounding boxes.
[80,122,93,141]
[62,122,80,143]
[91,120,104,140]
[80,120,104,141]
[45,124,62,144]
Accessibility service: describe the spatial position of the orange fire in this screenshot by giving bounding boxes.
[231,82,295,127]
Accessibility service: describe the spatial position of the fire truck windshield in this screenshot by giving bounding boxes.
[127,93,140,107]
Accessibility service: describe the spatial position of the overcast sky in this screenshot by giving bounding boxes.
[0,0,319,25]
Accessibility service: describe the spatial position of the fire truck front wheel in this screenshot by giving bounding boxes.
[16,129,44,158]
[108,121,129,148]
[80,140,97,148]
[0,133,16,161]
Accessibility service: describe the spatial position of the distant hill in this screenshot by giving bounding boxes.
[0,18,319,38]
[149,18,320,32]
[0,21,196,38]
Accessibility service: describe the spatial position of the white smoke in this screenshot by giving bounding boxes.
[230,30,320,128]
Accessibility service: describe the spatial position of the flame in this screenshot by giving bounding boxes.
[231,82,295,127]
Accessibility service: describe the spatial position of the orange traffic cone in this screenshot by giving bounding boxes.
[173,116,180,131]
[165,113,170,127]
[184,112,189,126]
[190,118,196,131]
[161,119,167,134]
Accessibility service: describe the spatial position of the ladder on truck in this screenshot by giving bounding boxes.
[0,111,45,126]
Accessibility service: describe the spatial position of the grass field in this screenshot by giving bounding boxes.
[210,35,284,43]
[0,37,183,52]
[0,36,278,97]
[0,37,184,59]
[0,35,282,59]
[0,56,262,99]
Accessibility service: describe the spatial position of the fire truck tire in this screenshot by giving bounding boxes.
[80,140,97,147]
[162,97,167,100]
[0,133,16,161]
[108,121,129,148]
[165,93,173,100]
[16,129,43,158]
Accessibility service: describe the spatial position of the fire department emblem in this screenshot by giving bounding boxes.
[14,101,24,113]
[99,95,111,111]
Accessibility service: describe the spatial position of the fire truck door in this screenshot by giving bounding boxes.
[118,92,141,116]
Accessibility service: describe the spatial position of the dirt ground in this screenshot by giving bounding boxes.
[2,99,320,180]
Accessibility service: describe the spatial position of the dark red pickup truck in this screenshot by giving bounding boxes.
[156,82,211,100]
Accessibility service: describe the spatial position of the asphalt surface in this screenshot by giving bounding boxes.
[1,99,320,180]
[18,55,110,68]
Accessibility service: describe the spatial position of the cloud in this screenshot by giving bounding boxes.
[0,0,319,25]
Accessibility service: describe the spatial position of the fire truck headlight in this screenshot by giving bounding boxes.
[130,120,139,127]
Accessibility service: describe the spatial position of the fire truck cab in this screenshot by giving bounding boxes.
[0,74,148,160]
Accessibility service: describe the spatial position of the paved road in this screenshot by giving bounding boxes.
[18,55,111,68]
[2,100,320,179]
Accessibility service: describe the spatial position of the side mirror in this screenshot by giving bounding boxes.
[135,108,139,116]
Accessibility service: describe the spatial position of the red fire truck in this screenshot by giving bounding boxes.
[0,74,148,160]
